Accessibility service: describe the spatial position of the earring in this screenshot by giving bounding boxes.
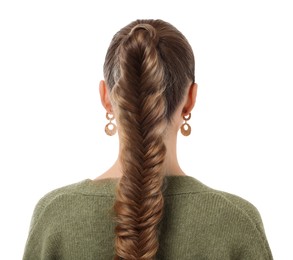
[180,113,191,136]
[105,112,117,136]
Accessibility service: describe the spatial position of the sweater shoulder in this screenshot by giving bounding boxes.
[189,187,272,258]
[181,177,263,224]
[173,180,273,259]
[35,180,87,207]
[214,190,269,242]
[186,182,266,233]
[28,180,89,232]
[214,190,264,226]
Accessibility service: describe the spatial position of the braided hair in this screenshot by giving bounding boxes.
[103,19,195,260]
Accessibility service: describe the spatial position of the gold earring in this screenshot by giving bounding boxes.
[105,112,117,136]
[180,113,191,136]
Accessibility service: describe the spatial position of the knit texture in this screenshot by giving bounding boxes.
[23,175,273,259]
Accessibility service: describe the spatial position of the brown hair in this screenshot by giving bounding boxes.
[103,19,195,259]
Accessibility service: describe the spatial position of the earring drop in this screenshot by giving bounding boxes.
[105,112,117,136]
[180,113,191,136]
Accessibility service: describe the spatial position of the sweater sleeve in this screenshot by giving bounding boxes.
[22,192,61,260]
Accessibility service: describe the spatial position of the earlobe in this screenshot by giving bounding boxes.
[99,80,113,113]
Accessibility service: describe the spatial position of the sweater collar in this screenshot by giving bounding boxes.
[77,175,211,197]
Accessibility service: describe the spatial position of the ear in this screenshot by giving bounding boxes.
[182,82,198,116]
[99,80,113,113]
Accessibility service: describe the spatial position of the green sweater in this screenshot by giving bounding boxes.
[23,175,273,259]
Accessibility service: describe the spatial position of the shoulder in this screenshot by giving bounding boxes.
[187,182,272,258]
[185,179,267,233]
[180,176,264,224]
[213,190,272,258]
[34,180,88,208]
[162,177,273,259]
[205,189,268,240]
[214,190,265,227]
[28,180,90,231]
[164,176,266,235]
[190,178,272,258]
[23,180,94,259]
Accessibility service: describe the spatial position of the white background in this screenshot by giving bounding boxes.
[0,0,292,259]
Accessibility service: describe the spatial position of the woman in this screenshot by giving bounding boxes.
[23,19,273,259]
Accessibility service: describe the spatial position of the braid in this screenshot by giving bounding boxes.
[112,24,167,260]
[103,19,195,260]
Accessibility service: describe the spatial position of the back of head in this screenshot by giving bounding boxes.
[103,19,195,259]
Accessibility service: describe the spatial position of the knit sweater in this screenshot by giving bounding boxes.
[23,175,273,259]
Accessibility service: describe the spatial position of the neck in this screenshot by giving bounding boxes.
[162,129,186,176]
[96,130,186,180]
